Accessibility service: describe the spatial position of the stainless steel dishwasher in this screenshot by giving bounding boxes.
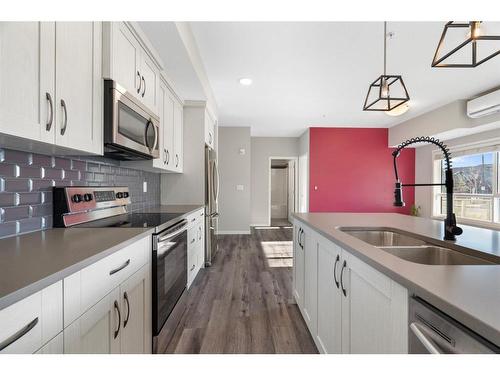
[409,297,499,354]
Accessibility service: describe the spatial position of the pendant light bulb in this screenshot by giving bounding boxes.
[381,79,389,98]
[471,21,482,39]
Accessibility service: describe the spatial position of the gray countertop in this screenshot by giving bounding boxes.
[0,204,204,311]
[292,212,500,347]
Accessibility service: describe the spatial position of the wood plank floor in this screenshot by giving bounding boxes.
[164,224,318,354]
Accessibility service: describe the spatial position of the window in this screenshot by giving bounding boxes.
[433,149,500,225]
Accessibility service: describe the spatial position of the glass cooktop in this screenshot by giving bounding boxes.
[75,212,185,229]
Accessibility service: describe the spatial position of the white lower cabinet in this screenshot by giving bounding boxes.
[293,220,408,354]
[0,281,62,354]
[316,235,342,354]
[187,209,205,288]
[35,332,63,354]
[64,287,121,354]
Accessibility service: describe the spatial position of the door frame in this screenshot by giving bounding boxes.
[268,156,299,226]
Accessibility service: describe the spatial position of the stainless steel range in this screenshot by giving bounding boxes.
[53,186,189,353]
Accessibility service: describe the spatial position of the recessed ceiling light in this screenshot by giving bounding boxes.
[239,78,252,86]
[385,103,410,116]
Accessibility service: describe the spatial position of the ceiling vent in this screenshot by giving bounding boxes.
[467,89,500,118]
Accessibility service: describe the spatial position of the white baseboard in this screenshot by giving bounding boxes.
[217,230,251,235]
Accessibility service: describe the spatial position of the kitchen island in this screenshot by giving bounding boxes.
[292,212,500,352]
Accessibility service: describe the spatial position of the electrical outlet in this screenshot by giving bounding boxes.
[143,181,147,193]
[236,185,244,191]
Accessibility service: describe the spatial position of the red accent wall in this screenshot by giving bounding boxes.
[309,127,415,214]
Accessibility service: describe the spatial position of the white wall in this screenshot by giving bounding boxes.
[251,137,299,226]
[270,168,288,219]
[218,127,251,234]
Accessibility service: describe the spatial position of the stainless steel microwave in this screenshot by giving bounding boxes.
[103,79,160,160]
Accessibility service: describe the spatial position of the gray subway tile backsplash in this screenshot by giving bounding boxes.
[0,148,161,239]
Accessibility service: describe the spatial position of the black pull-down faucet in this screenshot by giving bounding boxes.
[392,136,463,241]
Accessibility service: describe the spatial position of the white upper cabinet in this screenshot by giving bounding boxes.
[0,22,101,154]
[103,22,160,116]
[173,99,184,172]
[163,89,175,170]
[54,22,102,154]
[0,22,54,143]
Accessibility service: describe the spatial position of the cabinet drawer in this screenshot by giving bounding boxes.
[64,236,149,327]
[0,281,63,354]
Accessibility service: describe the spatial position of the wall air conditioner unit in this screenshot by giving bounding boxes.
[467,89,500,118]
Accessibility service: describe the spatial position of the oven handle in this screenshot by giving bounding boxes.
[410,322,443,354]
[157,220,188,243]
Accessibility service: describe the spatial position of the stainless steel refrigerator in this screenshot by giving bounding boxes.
[205,146,219,266]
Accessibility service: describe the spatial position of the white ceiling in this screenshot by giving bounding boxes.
[189,22,500,137]
[138,22,206,101]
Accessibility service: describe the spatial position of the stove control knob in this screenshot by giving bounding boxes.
[72,194,83,203]
[84,193,93,202]
[123,192,129,198]
[116,192,124,199]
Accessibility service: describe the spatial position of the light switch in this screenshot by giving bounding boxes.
[236,185,244,191]
[239,148,246,155]
[143,181,148,193]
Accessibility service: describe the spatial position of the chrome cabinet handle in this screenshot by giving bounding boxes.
[141,76,145,98]
[190,238,195,244]
[410,323,443,354]
[190,264,196,271]
[136,71,141,94]
[123,292,130,328]
[163,149,167,164]
[297,228,302,248]
[166,150,170,165]
[113,301,121,339]
[209,132,212,145]
[60,99,67,135]
[198,226,202,240]
[333,254,340,289]
[46,92,53,131]
[109,259,130,275]
[0,317,38,352]
[175,154,179,168]
[340,260,347,297]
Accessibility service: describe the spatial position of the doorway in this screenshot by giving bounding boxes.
[268,157,298,227]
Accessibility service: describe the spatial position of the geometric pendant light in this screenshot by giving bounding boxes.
[432,21,500,68]
[363,22,410,112]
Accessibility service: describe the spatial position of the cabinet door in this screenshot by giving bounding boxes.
[139,52,159,114]
[119,264,152,354]
[64,287,121,354]
[173,99,183,172]
[152,84,166,170]
[163,90,175,170]
[54,22,101,153]
[303,226,318,336]
[0,22,55,143]
[110,22,140,96]
[341,250,408,354]
[316,237,342,354]
[293,223,305,309]
[35,332,63,354]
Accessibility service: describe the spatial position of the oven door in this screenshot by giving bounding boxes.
[104,80,160,159]
[152,219,188,336]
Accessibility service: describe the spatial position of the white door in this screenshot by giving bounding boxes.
[119,265,151,354]
[316,237,342,354]
[293,223,305,309]
[271,168,288,219]
[303,226,318,336]
[0,22,55,143]
[341,250,408,354]
[111,22,140,96]
[139,52,159,114]
[54,22,99,152]
[64,287,121,354]
[173,100,183,172]
[288,160,296,222]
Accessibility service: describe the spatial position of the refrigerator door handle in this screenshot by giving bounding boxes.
[213,159,220,203]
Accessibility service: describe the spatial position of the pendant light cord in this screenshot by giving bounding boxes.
[383,21,387,76]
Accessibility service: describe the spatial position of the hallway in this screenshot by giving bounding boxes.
[164,224,317,354]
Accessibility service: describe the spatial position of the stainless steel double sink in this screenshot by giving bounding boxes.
[339,228,498,266]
